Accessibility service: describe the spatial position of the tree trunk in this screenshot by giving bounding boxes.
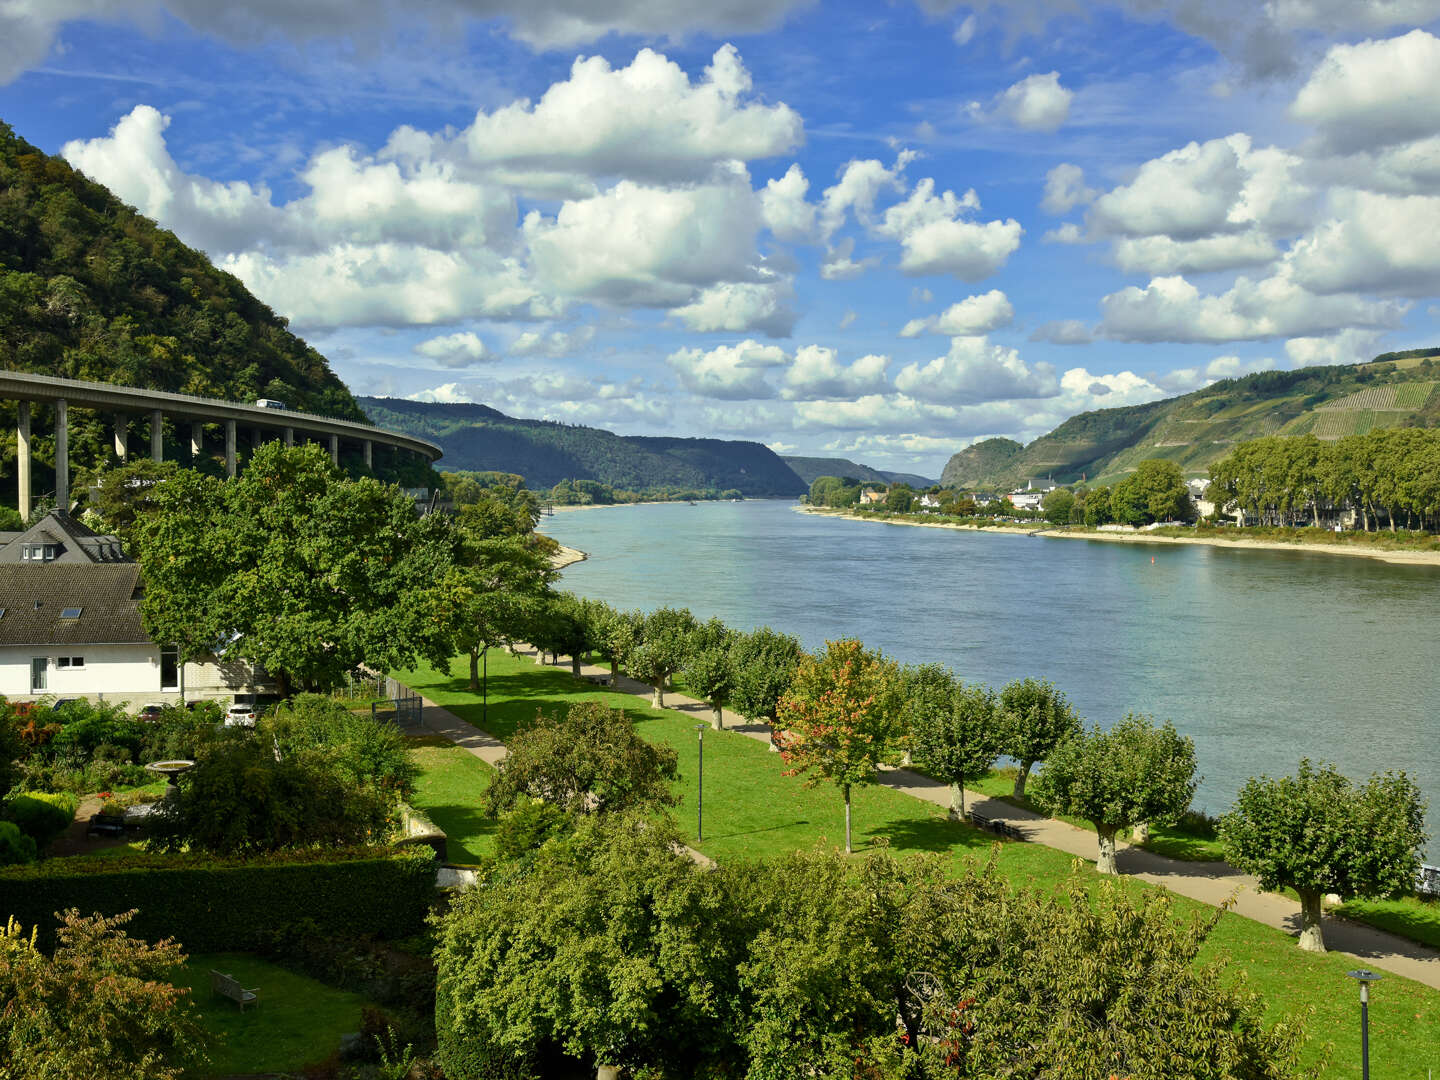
[843,784,852,854]
[1095,824,1119,875]
[468,648,480,692]
[534,650,545,665]
[652,684,664,709]
[571,655,581,677]
[609,658,618,683]
[710,704,722,730]
[1012,762,1032,799]
[1131,820,1149,844]
[948,782,964,820]
[1297,889,1326,952]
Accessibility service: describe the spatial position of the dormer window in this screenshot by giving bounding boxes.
[21,544,59,562]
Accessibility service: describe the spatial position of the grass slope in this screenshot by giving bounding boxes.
[406,734,497,865]
[397,650,1440,1078]
[178,952,371,1076]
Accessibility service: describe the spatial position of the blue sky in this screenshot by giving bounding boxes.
[4,1,1440,476]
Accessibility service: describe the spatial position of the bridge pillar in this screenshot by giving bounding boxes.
[151,409,163,462]
[329,434,338,465]
[55,398,68,512]
[284,427,294,447]
[190,421,204,462]
[225,420,237,478]
[113,415,128,461]
[363,439,372,470]
[17,401,30,522]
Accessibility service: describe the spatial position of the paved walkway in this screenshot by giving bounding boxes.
[418,647,1440,989]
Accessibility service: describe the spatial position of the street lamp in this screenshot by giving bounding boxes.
[1346,969,1382,1080]
[694,723,706,842]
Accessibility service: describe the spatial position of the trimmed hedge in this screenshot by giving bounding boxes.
[0,821,35,866]
[0,845,436,951]
[4,790,79,849]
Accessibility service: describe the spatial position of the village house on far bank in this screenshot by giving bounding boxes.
[859,488,887,506]
[0,511,273,707]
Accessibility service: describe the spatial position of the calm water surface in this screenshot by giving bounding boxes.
[543,500,1440,850]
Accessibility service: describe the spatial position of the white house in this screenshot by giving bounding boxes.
[0,511,272,707]
[1006,491,1045,512]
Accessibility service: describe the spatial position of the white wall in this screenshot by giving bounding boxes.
[0,646,269,707]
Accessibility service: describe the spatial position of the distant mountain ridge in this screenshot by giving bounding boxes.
[360,397,807,496]
[940,352,1440,490]
[781,456,935,489]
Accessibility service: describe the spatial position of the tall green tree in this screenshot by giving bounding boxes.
[627,607,699,709]
[136,442,456,695]
[1220,760,1427,952]
[908,674,1000,819]
[1110,458,1193,526]
[1031,714,1198,875]
[80,458,180,555]
[683,617,736,729]
[774,639,904,853]
[728,626,804,726]
[998,677,1081,798]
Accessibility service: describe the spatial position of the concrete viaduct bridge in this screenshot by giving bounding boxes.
[1,370,443,519]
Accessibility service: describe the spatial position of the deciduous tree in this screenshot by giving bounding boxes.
[774,639,903,853]
[0,909,206,1080]
[998,677,1081,798]
[905,667,999,818]
[728,626,804,725]
[1220,760,1427,952]
[1031,713,1198,874]
[683,617,736,729]
[627,607,699,709]
[483,700,679,819]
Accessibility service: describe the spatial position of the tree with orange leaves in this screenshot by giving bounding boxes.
[773,638,904,853]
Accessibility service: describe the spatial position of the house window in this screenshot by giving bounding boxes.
[30,657,47,692]
[56,656,84,669]
[160,646,180,691]
[22,544,59,562]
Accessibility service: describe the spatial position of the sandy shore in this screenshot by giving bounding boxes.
[549,544,588,570]
[796,506,1440,567]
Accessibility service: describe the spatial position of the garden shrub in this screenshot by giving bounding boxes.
[0,846,435,951]
[146,734,394,855]
[3,790,79,848]
[0,821,35,866]
[267,694,418,799]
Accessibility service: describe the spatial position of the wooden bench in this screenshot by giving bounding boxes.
[967,811,1023,842]
[86,813,126,838]
[210,969,259,1011]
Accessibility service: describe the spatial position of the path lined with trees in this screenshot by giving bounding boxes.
[403,646,1440,990]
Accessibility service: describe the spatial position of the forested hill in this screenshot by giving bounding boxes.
[0,121,363,421]
[941,352,1440,489]
[359,397,808,496]
[782,456,935,489]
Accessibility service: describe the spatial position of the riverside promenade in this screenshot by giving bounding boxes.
[409,646,1440,991]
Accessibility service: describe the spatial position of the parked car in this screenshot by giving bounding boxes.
[223,703,257,728]
[49,697,83,712]
[137,702,167,721]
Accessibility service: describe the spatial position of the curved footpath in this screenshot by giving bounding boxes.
[410,647,1439,990]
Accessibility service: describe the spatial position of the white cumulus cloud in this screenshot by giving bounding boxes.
[993,71,1073,132]
[894,336,1058,404]
[667,340,788,398]
[414,331,493,367]
[899,290,1014,337]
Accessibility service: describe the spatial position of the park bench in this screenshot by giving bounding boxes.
[85,813,126,838]
[210,969,259,1011]
[968,811,1023,841]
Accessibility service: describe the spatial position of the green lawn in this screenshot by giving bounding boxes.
[176,952,372,1076]
[395,651,1440,1077]
[406,734,497,865]
[1334,895,1440,951]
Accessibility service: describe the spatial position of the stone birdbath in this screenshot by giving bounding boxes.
[144,759,195,801]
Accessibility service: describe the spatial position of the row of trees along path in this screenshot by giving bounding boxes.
[406,646,1440,991]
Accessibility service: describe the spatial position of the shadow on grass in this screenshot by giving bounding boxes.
[418,802,497,865]
[875,815,997,855]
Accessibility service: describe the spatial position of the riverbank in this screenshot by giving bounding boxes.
[549,543,587,569]
[797,505,1440,567]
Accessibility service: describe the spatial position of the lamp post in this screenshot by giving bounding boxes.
[1346,969,1382,1080]
[694,723,706,842]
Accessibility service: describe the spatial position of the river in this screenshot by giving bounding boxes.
[541,499,1440,851]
